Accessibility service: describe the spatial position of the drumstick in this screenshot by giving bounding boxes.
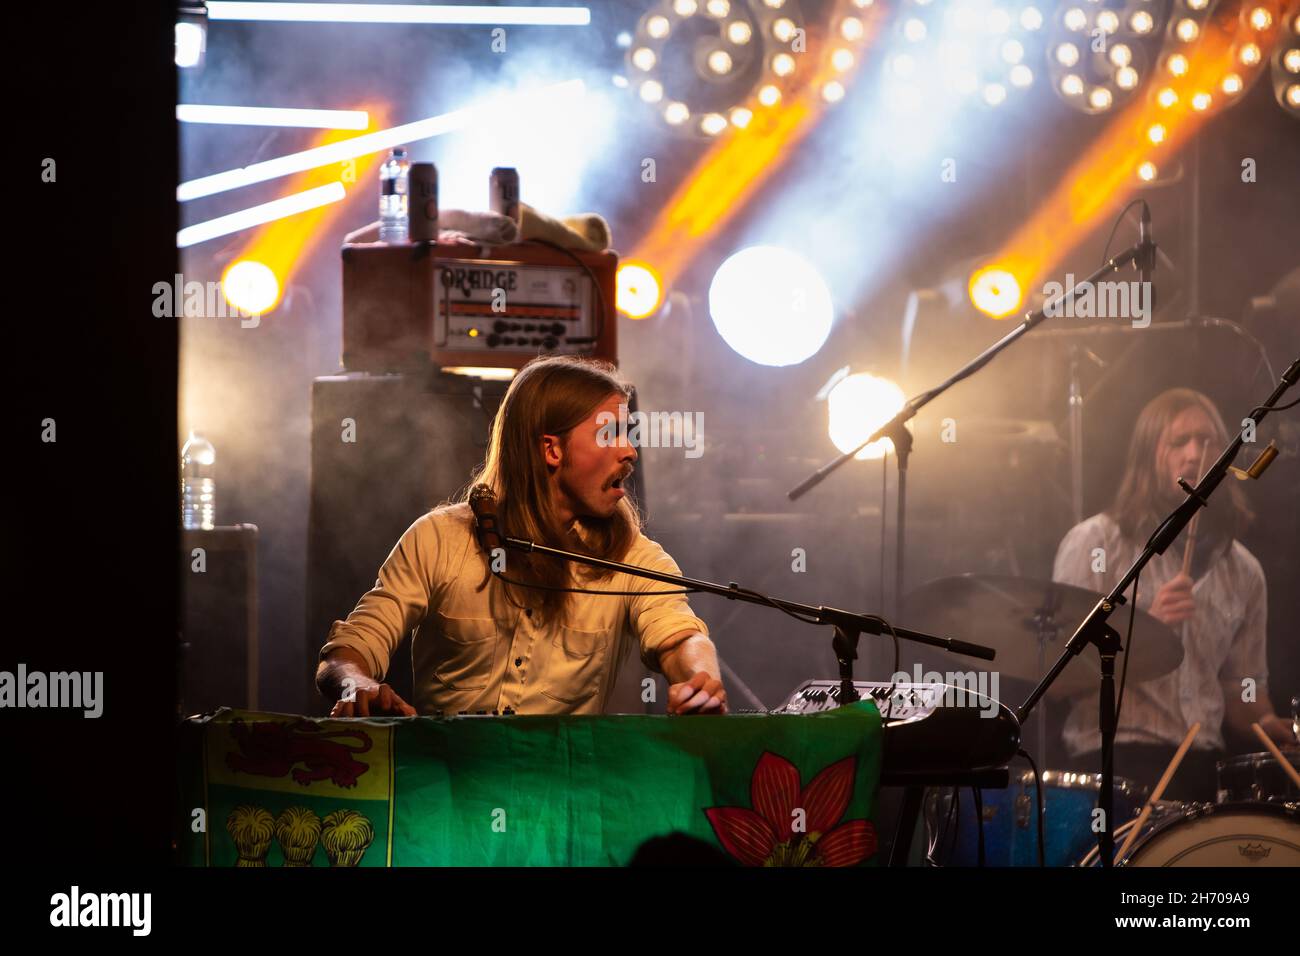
[1251,722,1300,791]
[1180,444,1209,576]
[1115,721,1201,863]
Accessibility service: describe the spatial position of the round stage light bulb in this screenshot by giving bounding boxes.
[707,49,733,74]
[904,18,927,42]
[1116,66,1139,89]
[772,52,796,76]
[1061,73,1085,96]
[1168,54,1189,76]
[1249,7,1272,31]
[1056,43,1080,67]
[773,17,796,41]
[1157,87,1178,107]
[1063,8,1087,32]
[708,246,834,367]
[730,106,753,127]
[674,0,698,17]
[1285,49,1300,73]
[828,374,907,461]
[1147,123,1166,144]
[647,16,670,39]
[664,101,690,124]
[1287,83,1300,106]
[700,112,727,135]
[1191,91,1212,110]
[1089,86,1113,110]
[1002,39,1024,64]
[727,20,752,44]
[222,260,279,316]
[822,81,846,103]
[841,16,864,41]
[832,48,855,71]
[1221,73,1243,94]
[706,0,729,17]
[969,267,1023,319]
[758,83,781,106]
[616,262,662,319]
[1131,10,1154,34]
[987,8,1012,34]
[1097,10,1119,34]
[1109,43,1131,68]
[983,83,1008,106]
[1187,0,1208,10]
[1176,18,1199,42]
[632,47,656,70]
[1021,7,1043,31]
[1010,64,1034,88]
[1138,161,1157,181]
[639,79,664,102]
[763,0,785,7]
[1240,43,1262,65]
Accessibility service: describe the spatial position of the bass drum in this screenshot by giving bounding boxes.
[1077,801,1300,867]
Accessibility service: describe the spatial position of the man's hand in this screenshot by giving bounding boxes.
[667,671,728,715]
[1150,572,1196,627]
[1258,713,1298,748]
[329,679,416,718]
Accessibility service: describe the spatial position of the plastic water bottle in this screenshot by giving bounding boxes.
[181,431,216,530]
[378,147,410,242]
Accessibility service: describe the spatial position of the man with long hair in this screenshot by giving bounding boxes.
[1052,387,1293,800]
[314,356,726,718]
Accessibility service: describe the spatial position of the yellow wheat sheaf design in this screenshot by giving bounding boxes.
[275,806,322,867]
[320,809,375,867]
[226,805,275,867]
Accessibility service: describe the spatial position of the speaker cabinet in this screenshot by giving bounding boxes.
[180,524,258,716]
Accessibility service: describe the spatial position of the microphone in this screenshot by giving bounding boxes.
[1138,202,1156,318]
[469,484,504,555]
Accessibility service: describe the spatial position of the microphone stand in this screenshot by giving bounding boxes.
[494,532,996,705]
[1017,355,1300,866]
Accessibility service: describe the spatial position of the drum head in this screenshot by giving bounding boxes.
[1124,802,1300,867]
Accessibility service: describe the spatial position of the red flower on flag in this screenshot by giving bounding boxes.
[704,752,876,866]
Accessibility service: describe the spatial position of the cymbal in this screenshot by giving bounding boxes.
[899,574,1183,697]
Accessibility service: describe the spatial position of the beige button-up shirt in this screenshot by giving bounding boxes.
[319,504,708,715]
[1052,512,1269,754]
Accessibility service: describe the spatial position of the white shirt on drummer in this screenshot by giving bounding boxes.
[1051,512,1268,754]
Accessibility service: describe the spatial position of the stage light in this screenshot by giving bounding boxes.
[222,259,280,316]
[822,80,846,102]
[1116,66,1139,89]
[708,49,733,73]
[640,79,664,102]
[758,83,781,105]
[827,373,907,460]
[177,182,346,247]
[968,266,1022,319]
[1138,160,1158,181]
[633,47,657,70]
[1191,90,1212,110]
[832,48,855,71]
[707,0,730,17]
[1187,0,1209,9]
[1157,85,1178,106]
[1110,43,1132,68]
[674,0,698,16]
[175,19,205,68]
[647,15,670,38]
[1021,6,1043,31]
[1221,72,1244,94]
[903,17,927,42]
[1286,49,1300,72]
[1002,39,1024,63]
[708,246,834,367]
[984,83,1008,106]
[616,262,662,318]
[772,52,796,76]
[773,17,796,41]
[1056,42,1080,66]
[1147,122,1167,143]
[180,80,583,201]
[1089,86,1113,110]
[1168,53,1189,76]
[700,112,728,134]
[1010,64,1034,87]
[1050,1,1164,114]
[1288,83,1300,106]
[1131,10,1154,35]
[1063,8,1087,32]
[205,2,592,25]
[1240,42,1262,65]
[1061,73,1084,96]
[665,101,691,124]
[841,16,865,40]
[1097,10,1119,35]
[729,106,753,126]
[176,105,370,129]
[1175,18,1198,42]
[1250,7,1272,31]
[728,20,752,43]
[987,7,1012,34]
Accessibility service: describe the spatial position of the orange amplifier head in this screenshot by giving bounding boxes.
[341,241,618,372]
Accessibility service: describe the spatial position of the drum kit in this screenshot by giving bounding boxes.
[903,573,1300,867]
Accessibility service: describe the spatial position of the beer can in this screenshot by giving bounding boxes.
[489,166,520,223]
[409,162,439,242]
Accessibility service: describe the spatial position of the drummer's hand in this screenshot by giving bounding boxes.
[330,681,417,718]
[1259,713,1298,748]
[668,672,729,715]
[1150,573,1196,627]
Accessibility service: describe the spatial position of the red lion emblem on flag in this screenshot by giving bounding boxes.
[225,718,374,788]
